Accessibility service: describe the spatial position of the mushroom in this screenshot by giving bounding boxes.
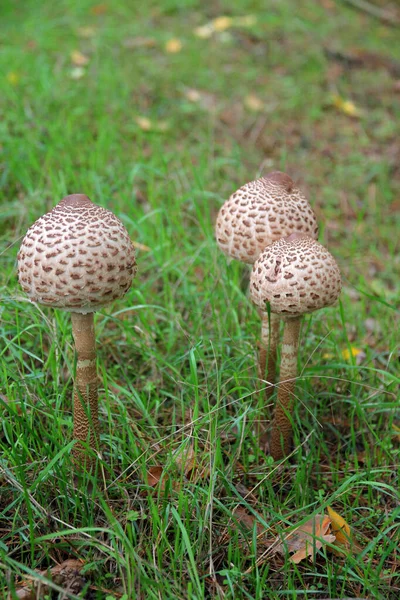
[215,172,319,435]
[249,234,342,460]
[17,194,137,468]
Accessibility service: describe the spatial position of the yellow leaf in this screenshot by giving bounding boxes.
[393,423,400,441]
[193,24,214,39]
[71,50,89,66]
[244,94,264,112]
[332,95,362,117]
[342,346,363,361]
[135,117,169,132]
[135,116,152,131]
[327,506,362,554]
[233,15,257,27]
[212,16,233,31]
[327,507,350,544]
[77,26,96,38]
[165,38,182,54]
[6,72,20,86]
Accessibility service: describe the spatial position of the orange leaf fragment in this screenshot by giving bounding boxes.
[275,514,335,563]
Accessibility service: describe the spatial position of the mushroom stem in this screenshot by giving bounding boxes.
[258,311,280,397]
[270,317,301,460]
[256,311,280,445]
[71,312,99,467]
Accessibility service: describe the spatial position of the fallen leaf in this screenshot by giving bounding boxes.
[165,38,182,53]
[194,24,214,39]
[244,94,264,112]
[71,50,89,66]
[212,16,233,32]
[234,15,257,27]
[90,3,107,15]
[327,507,351,548]
[70,67,86,80]
[174,442,210,481]
[182,87,219,111]
[135,116,169,132]
[341,346,364,361]
[15,559,85,599]
[327,506,362,555]
[275,514,335,563]
[131,240,151,252]
[123,36,157,49]
[6,72,20,85]
[392,424,400,442]
[146,465,165,487]
[231,506,267,537]
[77,26,96,38]
[331,95,362,118]
[323,346,365,363]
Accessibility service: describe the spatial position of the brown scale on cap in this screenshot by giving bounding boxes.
[215,171,319,265]
[17,194,137,313]
[250,235,342,319]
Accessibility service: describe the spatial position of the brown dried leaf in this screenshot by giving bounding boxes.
[146,465,165,487]
[123,36,157,49]
[274,514,335,563]
[70,50,89,66]
[90,3,107,15]
[174,443,210,481]
[15,559,85,599]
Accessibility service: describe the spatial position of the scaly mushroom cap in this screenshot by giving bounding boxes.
[215,171,319,264]
[18,194,137,313]
[249,234,341,318]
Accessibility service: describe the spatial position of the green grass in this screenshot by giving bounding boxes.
[1,0,399,598]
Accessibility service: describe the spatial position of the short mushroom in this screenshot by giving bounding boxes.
[17,194,137,469]
[250,233,342,460]
[215,172,319,436]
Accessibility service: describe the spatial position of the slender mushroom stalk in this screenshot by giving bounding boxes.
[71,312,98,461]
[250,234,342,460]
[215,172,319,439]
[17,194,137,470]
[269,316,301,458]
[258,311,280,394]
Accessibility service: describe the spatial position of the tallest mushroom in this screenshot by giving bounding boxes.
[17,194,137,469]
[215,172,319,438]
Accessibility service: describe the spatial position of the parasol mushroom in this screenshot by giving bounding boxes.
[250,233,342,460]
[17,194,137,469]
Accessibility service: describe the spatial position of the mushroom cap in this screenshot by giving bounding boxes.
[249,234,342,319]
[17,194,137,313]
[215,171,319,264]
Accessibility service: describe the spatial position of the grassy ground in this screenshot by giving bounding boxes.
[1,0,399,598]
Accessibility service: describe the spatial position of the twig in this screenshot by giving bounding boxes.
[341,0,400,26]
